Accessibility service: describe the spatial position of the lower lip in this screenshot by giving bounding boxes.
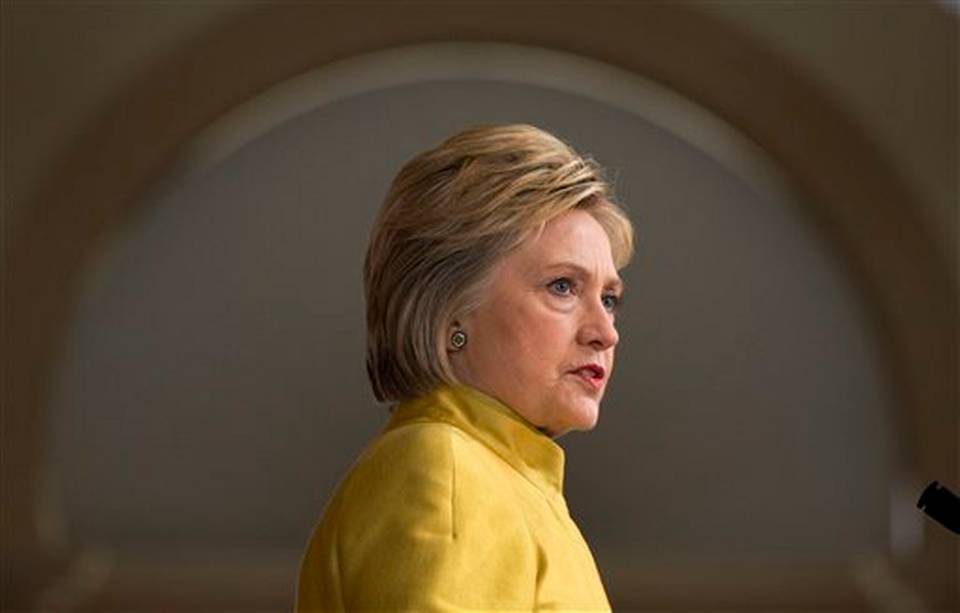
[569,371,603,391]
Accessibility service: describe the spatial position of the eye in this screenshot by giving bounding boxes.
[602,293,622,313]
[548,277,574,296]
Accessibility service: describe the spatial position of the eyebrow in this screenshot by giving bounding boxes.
[542,261,624,292]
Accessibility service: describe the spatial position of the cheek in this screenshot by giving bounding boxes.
[498,303,574,373]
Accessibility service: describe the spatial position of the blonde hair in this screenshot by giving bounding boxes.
[364,124,634,403]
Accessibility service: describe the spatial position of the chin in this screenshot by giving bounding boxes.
[554,400,600,435]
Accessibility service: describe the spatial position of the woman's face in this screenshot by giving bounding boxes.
[450,209,623,438]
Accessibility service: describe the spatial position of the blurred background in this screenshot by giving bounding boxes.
[2,1,956,611]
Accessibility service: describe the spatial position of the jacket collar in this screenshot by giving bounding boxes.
[384,383,565,499]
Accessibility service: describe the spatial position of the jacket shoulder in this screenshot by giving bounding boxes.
[333,419,525,537]
[364,420,458,471]
[299,420,540,611]
[332,421,458,535]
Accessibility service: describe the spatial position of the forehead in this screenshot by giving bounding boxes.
[512,210,621,285]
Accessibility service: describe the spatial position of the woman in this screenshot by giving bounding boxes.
[296,123,634,611]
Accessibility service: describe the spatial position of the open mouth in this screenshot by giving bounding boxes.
[569,364,604,390]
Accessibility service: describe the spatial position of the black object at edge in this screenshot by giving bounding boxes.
[917,480,960,535]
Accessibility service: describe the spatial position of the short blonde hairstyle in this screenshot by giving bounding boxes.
[364,124,634,403]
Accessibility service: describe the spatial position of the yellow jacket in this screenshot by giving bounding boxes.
[296,383,611,611]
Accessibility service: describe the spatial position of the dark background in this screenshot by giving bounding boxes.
[3,1,956,611]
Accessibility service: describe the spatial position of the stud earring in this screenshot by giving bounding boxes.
[450,329,468,351]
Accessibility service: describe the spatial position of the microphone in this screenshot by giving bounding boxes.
[916,481,959,535]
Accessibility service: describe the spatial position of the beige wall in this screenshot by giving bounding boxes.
[4,1,956,267]
[705,1,957,260]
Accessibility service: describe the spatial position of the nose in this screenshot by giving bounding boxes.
[578,297,619,351]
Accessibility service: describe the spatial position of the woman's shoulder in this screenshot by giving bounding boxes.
[299,421,541,611]
[329,419,518,525]
[333,421,456,503]
[300,418,537,605]
[329,420,448,491]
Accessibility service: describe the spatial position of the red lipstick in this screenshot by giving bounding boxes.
[568,363,605,391]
